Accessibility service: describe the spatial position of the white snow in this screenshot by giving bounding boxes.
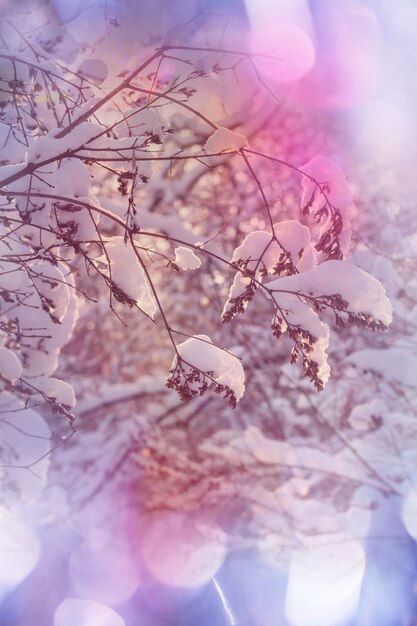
[175,334,245,402]
[0,237,28,291]
[268,260,393,326]
[274,292,331,387]
[116,107,160,138]
[0,394,51,503]
[204,127,247,153]
[30,262,71,324]
[26,122,104,163]
[0,348,22,383]
[77,58,108,83]
[301,157,352,213]
[231,222,316,275]
[223,221,316,319]
[300,156,352,259]
[244,426,297,466]
[348,348,415,386]
[31,377,76,408]
[100,237,156,318]
[348,398,386,431]
[174,246,201,270]
[56,159,91,197]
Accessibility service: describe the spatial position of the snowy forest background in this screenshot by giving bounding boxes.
[1,0,417,625]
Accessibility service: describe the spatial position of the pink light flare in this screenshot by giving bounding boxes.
[245,0,316,83]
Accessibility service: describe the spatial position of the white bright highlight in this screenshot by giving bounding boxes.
[402,488,417,541]
[285,539,366,626]
[54,598,125,626]
[213,578,238,625]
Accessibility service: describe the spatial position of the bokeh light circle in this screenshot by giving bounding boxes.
[54,598,125,626]
[0,507,40,591]
[141,511,227,589]
[402,488,417,541]
[285,539,366,626]
[69,541,140,606]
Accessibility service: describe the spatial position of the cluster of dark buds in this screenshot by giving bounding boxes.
[335,310,388,331]
[44,395,76,426]
[288,343,324,391]
[56,218,79,240]
[53,202,82,240]
[272,251,298,277]
[311,293,349,314]
[222,259,258,323]
[143,132,163,146]
[117,171,134,196]
[302,187,317,216]
[287,325,317,355]
[188,69,208,79]
[213,383,238,409]
[315,209,343,261]
[222,285,256,323]
[5,377,76,427]
[0,289,14,304]
[310,293,387,331]
[301,184,344,261]
[109,281,136,308]
[166,359,237,408]
[57,202,82,213]
[39,293,60,324]
[118,170,148,197]
[176,86,197,99]
[166,359,210,402]
[272,318,324,390]
[271,314,287,340]
[301,355,324,392]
